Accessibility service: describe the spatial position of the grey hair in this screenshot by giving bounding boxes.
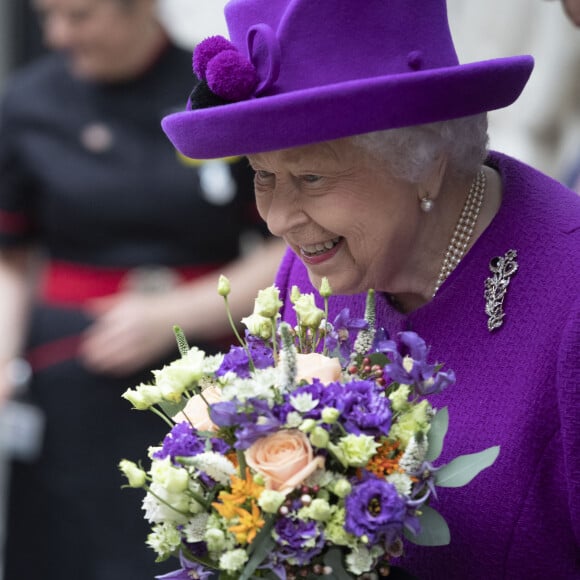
[352,113,489,183]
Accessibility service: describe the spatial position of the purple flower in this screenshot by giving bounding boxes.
[209,398,281,450]
[326,308,368,360]
[209,437,230,455]
[215,336,274,379]
[339,380,392,436]
[383,331,455,395]
[153,422,205,462]
[155,551,214,580]
[246,334,275,369]
[283,379,343,421]
[344,472,407,545]
[273,517,325,566]
[216,346,252,378]
[208,400,240,427]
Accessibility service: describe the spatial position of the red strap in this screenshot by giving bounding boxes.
[40,260,219,306]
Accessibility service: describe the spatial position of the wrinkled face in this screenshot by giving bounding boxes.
[33,0,155,80]
[248,140,423,295]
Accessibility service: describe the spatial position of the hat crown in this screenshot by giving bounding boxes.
[225,0,459,95]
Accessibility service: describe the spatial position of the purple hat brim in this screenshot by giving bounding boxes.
[162,55,533,159]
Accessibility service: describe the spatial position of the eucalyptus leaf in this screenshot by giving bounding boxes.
[158,398,186,417]
[425,407,449,462]
[435,445,500,488]
[404,504,450,546]
[323,547,354,580]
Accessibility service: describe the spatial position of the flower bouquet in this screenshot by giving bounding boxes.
[120,277,499,579]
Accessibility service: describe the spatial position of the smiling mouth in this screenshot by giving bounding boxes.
[300,237,342,257]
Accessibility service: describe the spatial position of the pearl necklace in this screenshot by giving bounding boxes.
[432,169,486,297]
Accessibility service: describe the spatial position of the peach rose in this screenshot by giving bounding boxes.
[295,352,342,385]
[173,385,222,431]
[245,429,325,495]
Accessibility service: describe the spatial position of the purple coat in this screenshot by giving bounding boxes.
[274,153,580,579]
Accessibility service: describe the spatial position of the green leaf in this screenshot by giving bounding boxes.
[368,352,389,368]
[435,445,500,488]
[238,517,277,580]
[425,407,449,462]
[158,398,186,417]
[323,547,355,580]
[404,504,450,546]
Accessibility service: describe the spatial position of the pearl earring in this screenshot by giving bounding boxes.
[420,195,434,212]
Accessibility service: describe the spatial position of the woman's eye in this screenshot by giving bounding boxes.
[301,174,322,183]
[255,170,274,182]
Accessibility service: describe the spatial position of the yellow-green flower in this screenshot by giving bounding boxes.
[150,457,189,493]
[390,399,433,448]
[319,277,332,298]
[122,383,163,410]
[153,347,207,402]
[241,312,274,340]
[325,506,356,547]
[329,434,379,468]
[118,459,147,488]
[254,285,283,318]
[290,285,302,304]
[217,274,231,297]
[293,293,325,328]
[257,489,286,514]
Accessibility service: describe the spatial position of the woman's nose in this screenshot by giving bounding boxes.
[263,187,307,238]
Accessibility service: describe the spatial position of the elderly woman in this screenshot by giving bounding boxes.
[162,0,580,578]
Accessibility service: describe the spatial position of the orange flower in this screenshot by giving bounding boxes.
[228,501,265,544]
[212,468,264,519]
[365,440,403,478]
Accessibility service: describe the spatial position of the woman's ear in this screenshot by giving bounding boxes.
[417,154,448,204]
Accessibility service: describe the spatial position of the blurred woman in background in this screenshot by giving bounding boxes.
[0,0,282,578]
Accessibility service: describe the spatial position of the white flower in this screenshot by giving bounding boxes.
[183,513,210,543]
[146,522,181,559]
[285,411,303,428]
[142,482,189,524]
[289,392,319,413]
[399,435,429,474]
[205,514,236,555]
[346,545,383,576]
[386,472,414,496]
[220,367,281,403]
[188,452,236,485]
[219,548,249,573]
[202,353,225,374]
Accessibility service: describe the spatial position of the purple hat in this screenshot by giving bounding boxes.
[162,0,534,159]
